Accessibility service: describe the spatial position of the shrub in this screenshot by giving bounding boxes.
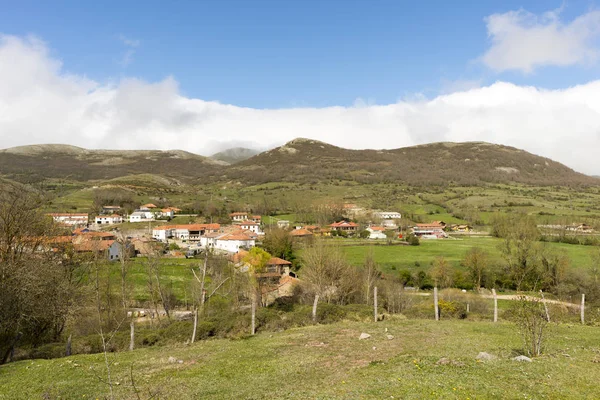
[506,296,551,357]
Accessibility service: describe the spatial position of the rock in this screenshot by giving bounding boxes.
[476,352,496,361]
[436,357,451,365]
[386,334,394,340]
[513,355,532,362]
[178,360,184,364]
[372,346,377,350]
[168,356,177,364]
[359,333,371,340]
[385,328,388,333]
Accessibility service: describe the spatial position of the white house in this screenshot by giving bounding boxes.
[157,208,175,219]
[366,226,387,240]
[277,220,290,229]
[240,220,263,235]
[129,210,155,222]
[412,223,447,239]
[95,214,123,225]
[152,224,221,242]
[47,213,89,226]
[373,211,401,228]
[214,232,255,253]
[230,212,249,222]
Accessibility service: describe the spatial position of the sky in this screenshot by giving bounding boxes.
[1,0,600,174]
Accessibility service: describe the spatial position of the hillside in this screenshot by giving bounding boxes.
[0,140,596,187]
[223,139,597,186]
[210,147,261,164]
[1,319,598,399]
[0,144,224,183]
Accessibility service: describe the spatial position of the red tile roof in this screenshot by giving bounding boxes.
[267,257,292,265]
[290,228,313,236]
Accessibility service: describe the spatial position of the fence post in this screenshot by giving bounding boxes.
[66,334,72,357]
[581,294,585,325]
[129,319,135,351]
[540,290,550,322]
[312,294,319,323]
[251,292,256,335]
[374,286,378,322]
[434,286,439,321]
[492,289,498,323]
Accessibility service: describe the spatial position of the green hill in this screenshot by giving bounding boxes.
[1,319,598,399]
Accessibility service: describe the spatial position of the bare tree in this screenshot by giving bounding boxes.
[463,247,489,291]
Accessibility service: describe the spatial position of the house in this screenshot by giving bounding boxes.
[290,228,314,238]
[140,203,158,210]
[412,223,447,239]
[277,220,290,229]
[131,238,163,257]
[95,214,123,225]
[158,208,175,219]
[366,226,387,240]
[450,224,472,233]
[229,212,249,222]
[129,210,155,222]
[305,225,331,237]
[101,205,121,214]
[152,224,221,242]
[72,230,116,243]
[73,239,122,261]
[329,221,359,232]
[251,215,262,223]
[373,211,401,228]
[239,220,263,235]
[47,213,89,227]
[214,232,256,253]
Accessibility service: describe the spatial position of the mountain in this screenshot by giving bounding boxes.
[0,139,596,187]
[222,138,596,186]
[210,147,261,164]
[0,144,225,183]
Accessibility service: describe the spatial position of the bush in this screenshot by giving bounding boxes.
[407,234,420,246]
[506,296,550,357]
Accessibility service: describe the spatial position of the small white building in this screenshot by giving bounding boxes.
[230,212,249,222]
[47,213,89,226]
[366,226,387,240]
[374,211,402,220]
[95,214,123,225]
[157,208,175,219]
[277,220,290,229]
[214,233,256,253]
[240,221,263,235]
[129,210,155,222]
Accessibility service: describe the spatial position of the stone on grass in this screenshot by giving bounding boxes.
[359,333,371,340]
[168,356,177,363]
[386,334,394,340]
[476,352,496,361]
[513,355,532,362]
[436,357,451,365]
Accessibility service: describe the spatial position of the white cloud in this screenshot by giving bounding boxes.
[2,34,600,174]
[481,8,600,72]
[117,34,140,66]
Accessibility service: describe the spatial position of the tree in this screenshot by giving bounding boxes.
[463,247,489,290]
[243,247,272,306]
[0,183,84,363]
[508,296,550,357]
[261,228,295,264]
[300,240,358,304]
[362,250,381,305]
[495,214,540,291]
[430,257,453,288]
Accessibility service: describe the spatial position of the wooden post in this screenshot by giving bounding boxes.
[433,286,439,321]
[191,307,198,344]
[312,294,319,323]
[129,319,135,351]
[373,286,378,322]
[540,290,550,322]
[466,303,470,313]
[66,334,72,357]
[492,289,498,323]
[251,292,256,335]
[581,294,585,325]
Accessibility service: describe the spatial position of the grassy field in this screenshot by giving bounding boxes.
[338,236,598,273]
[1,318,599,399]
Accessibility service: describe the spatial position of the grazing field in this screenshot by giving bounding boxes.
[1,319,599,399]
[339,236,598,273]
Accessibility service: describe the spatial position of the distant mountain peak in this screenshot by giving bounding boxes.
[210,147,260,164]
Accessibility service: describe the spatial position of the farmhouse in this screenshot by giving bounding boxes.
[239,220,263,235]
[366,226,387,239]
[290,228,314,238]
[129,210,155,222]
[330,221,359,232]
[73,239,122,261]
[277,220,290,229]
[412,223,447,239]
[214,232,255,253]
[152,224,221,242]
[229,212,249,222]
[95,214,123,225]
[101,205,121,214]
[47,213,89,227]
[140,203,157,210]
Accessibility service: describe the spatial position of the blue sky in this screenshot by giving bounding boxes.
[2,1,600,174]
[1,0,597,108]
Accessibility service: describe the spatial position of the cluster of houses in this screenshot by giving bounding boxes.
[128,204,181,222]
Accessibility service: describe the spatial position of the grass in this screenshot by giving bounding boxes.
[2,318,599,399]
[338,236,598,273]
